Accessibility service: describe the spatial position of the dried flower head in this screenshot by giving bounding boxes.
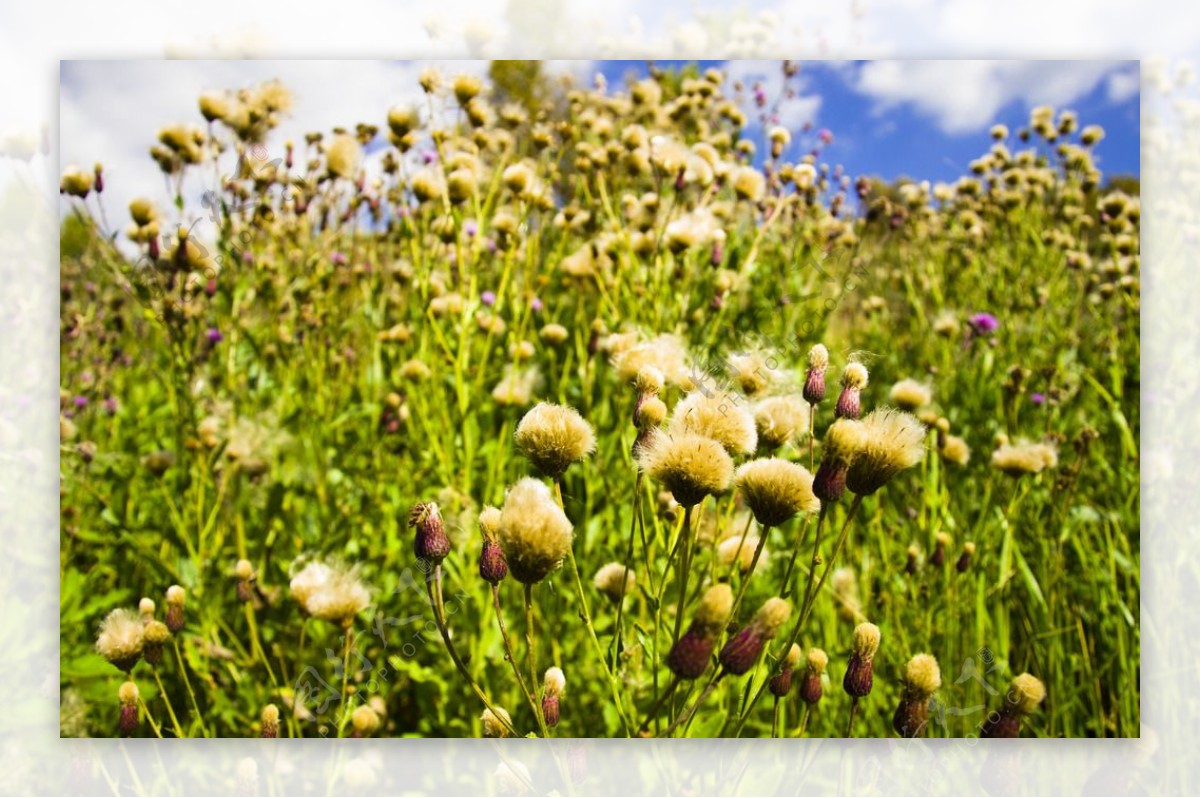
[852,622,881,661]
[593,562,635,603]
[1009,673,1046,715]
[325,134,361,180]
[352,704,382,737]
[846,408,927,495]
[903,654,942,697]
[497,478,573,584]
[514,403,596,479]
[753,395,810,451]
[941,434,971,465]
[290,560,333,614]
[638,432,734,507]
[96,609,144,673]
[481,706,512,738]
[668,391,757,457]
[299,562,370,627]
[735,458,820,526]
[889,379,933,411]
[813,418,868,502]
[634,365,665,396]
[991,440,1059,476]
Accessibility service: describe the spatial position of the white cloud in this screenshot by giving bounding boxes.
[852,60,1134,134]
[1108,66,1141,103]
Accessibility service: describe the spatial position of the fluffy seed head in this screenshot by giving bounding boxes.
[165,585,186,607]
[304,563,371,627]
[261,704,279,738]
[290,561,333,614]
[593,562,635,603]
[808,344,829,371]
[903,654,942,697]
[752,597,792,638]
[823,419,869,463]
[852,622,882,662]
[638,432,734,507]
[717,533,767,574]
[325,134,361,179]
[841,362,869,389]
[497,478,573,584]
[96,609,144,672]
[481,707,512,738]
[350,705,380,737]
[612,333,690,388]
[515,403,596,479]
[732,166,766,202]
[736,458,820,526]
[235,559,254,581]
[144,619,170,645]
[889,379,933,411]
[634,366,665,396]
[846,408,928,495]
[668,391,757,456]
[753,396,810,450]
[478,506,501,538]
[543,666,566,697]
[941,435,971,465]
[806,647,829,674]
[119,680,139,705]
[992,440,1059,476]
[693,583,734,631]
[1009,673,1046,715]
[636,396,667,428]
[783,643,803,670]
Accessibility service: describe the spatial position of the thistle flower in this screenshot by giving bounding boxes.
[668,390,757,457]
[142,620,170,667]
[956,541,977,573]
[514,403,596,479]
[261,704,280,738]
[290,560,333,614]
[812,419,868,502]
[930,532,952,567]
[593,562,635,604]
[409,502,451,565]
[481,706,512,738]
[634,396,667,430]
[496,478,573,584]
[352,704,382,737]
[540,323,569,346]
[845,408,927,495]
[634,365,665,397]
[667,584,733,679]
[138,597,156,624]
[800,648,828,704]
[834,362,869,420]
[801,345,829,405]
[542,667,565,728]
[324,134,361,180]
[991,440,1058,476]
[892,653,942,737]
[118,680,139,737]
[453,74,483,105]
[96,609,144,673]
[60,165,94,198]
[235,558,255,603]
[889,379,932,411]
[982,673,1046,738]
[719,597,791,676]
[164,585,186,634]
[492,367,540,407]
[940,434,971,465]
[735,458,819,527]
[752,395,810,451]
[769,643,803,697]
[613,334,690,388]
[478,507,508,585]
[638,432,734,508]
[843,622,881,698]
[296,562,370,628]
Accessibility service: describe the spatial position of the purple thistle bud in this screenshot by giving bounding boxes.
[667,626,717,680]
[819,129,834,145]
[813,460,849,503]
[981,709,1021,738]
[930,541,946,568]
[421,149,438,165]
[479,537,508,584]
[530,297,543,313]
[94,165,105,193]
[165,604,184,635]
[103,397,118,415]
[893,696,931,738]
[800,671,824,705]
[843,652,874,698]
[205,328,223,344]
[330,251,348,266]
[1030,392,1046,405]
[464,221,478,237]
[542,694,560,728]
[956,549,972,573]
[480,290,497,307]
[148,235,160,260]
[834,385,861,419]
[409,502,451,565]
[769,667,794,697]
[719,626,767,676]
[118,703,138,737]
[803,367,826,405]
[674,168,686,191]
[711,242,723,266]
[73,395,88,408]
[205,278,217,297]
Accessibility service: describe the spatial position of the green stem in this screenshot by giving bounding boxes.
[493,585,540,729]
[173,639,209,737]
[336,625,353,738]
[151,667,184,738]
[522,583,551,738]
[670,504,696,651]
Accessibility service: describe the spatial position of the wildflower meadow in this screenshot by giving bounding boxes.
[59,61,1139,739]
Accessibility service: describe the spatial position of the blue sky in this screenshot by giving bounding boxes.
[60,59,1141,247]
[598,60,1140,183]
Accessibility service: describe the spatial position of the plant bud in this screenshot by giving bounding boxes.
[803,344,828,404]
[956,542,976,573]
[479,535,508,584]
[164,585,186,633]
[261,704,279,738]
[118,681,139,737]
[409,502,451,565]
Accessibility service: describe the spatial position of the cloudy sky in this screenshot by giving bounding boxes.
[59,59,1140,241]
